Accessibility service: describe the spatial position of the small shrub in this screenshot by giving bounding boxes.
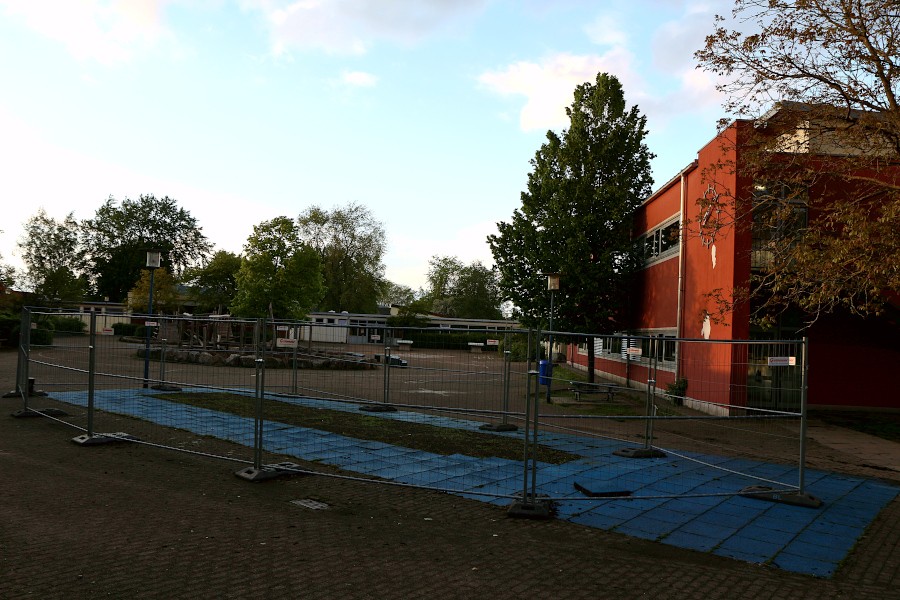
[29,327,54,346]
[113,322,141,336]
[49,315,86,334]
[666,378,688,406]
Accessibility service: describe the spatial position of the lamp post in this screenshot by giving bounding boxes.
[143,250,161,389]
[544,272,560,404]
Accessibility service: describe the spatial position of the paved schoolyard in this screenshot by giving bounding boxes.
[3,348,900,599]
[44,386,900,578]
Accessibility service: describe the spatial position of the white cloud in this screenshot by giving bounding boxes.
[340,70,378,87]
[0,0,176,65]
[242,0,488,56]
[478,50,643,131]
[584,14,627,47]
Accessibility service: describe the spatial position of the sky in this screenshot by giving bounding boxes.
[0,0,733,291]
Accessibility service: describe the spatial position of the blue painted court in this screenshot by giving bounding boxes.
[51,388,899,578]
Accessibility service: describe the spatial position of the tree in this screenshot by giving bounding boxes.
[182,250,242,314]
[379,281,417,307]
[230,217,323,319]
[424,255,464,315]
[421,256,504,319]
[489,73,654,334]
[297,203,387,313]
[81,195,211,302]
[127,268,180,314]
[695,0,900,323]
[17,210,88,304]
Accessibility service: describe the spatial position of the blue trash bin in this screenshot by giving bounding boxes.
[538,359,552,386]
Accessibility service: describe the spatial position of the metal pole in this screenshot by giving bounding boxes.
[643,336,657,450]
[143,267,156,389]
[291,324,299,395]
[383,344,391,405]
[252,318,264,470]
[545,290,554,405]
[798,337,809,494]
[521,329,539,503]
[501,350,511,427]
[22,309,31,411]
[87,311,97,437]
[531,359,541,500]
[158,337,167,387]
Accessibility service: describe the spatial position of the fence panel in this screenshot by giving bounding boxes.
[16,309,812,509]
[530,331,808,511]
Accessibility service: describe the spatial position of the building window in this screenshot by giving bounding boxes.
[751,183,808,270]
[640,218,680,265]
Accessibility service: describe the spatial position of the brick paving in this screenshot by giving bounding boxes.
[2,349,900,599]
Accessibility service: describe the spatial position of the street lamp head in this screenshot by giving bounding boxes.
[146,251,161,269]
[544,272,560,291]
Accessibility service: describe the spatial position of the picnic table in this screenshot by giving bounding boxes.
[567,380,617,402]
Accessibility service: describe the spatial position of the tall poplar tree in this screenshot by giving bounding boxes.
[489,73,654,334]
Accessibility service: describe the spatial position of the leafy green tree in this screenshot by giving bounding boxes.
[231,217,323,319]
[695,0,900,323]
[81,195,211,302]
[127,268,180,314]
[450,261,504,320]
[489,72,654,334]
[422,256,503,319]
[182,250,242,314]
[379,281,417,308]
[297,203,386,313]
[17,210,88,304]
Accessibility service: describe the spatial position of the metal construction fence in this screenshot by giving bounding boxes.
[8,309,818,515]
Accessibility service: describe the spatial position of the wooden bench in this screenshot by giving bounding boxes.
[396,339,414,351]
[468,342,484,353]
[568,381,616,402]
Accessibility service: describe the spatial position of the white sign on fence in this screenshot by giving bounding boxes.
[145,321,158,327]
[626,347,642,357]
[276,338,298,348]
[370,334,381,342]
[767,356,796,367]
[486,339,499,346]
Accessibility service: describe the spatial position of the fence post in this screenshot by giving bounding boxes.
[8,308,57,417]
[87,311,97,436]
[291,324,299,395]
[508,329,552,518]
[152,332,181,392]
[798,337,810,494]
[361,344,397,412]
[235,317,300,481]
[480,349,517,432]
[73,311,135,445]
[613,334,666,459]
[3,308,29,401]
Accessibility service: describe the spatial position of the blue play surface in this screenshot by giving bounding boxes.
[50,388,899,578]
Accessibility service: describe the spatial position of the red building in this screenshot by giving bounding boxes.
[569,114,899,412]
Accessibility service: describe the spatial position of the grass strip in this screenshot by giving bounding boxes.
[154,392,578,464]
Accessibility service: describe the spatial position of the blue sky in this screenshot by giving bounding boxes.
[0,0,732,290]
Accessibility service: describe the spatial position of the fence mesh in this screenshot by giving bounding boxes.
[12,309,810,509]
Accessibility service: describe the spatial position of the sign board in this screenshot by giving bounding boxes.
[486,339,500,346]
[145,321,158,327]
[370,334,381,342]
[101,328,114,336]
[276,325,289,332]
[767,356,796,367]
[276,338,298,348]
[626,347,642,357]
